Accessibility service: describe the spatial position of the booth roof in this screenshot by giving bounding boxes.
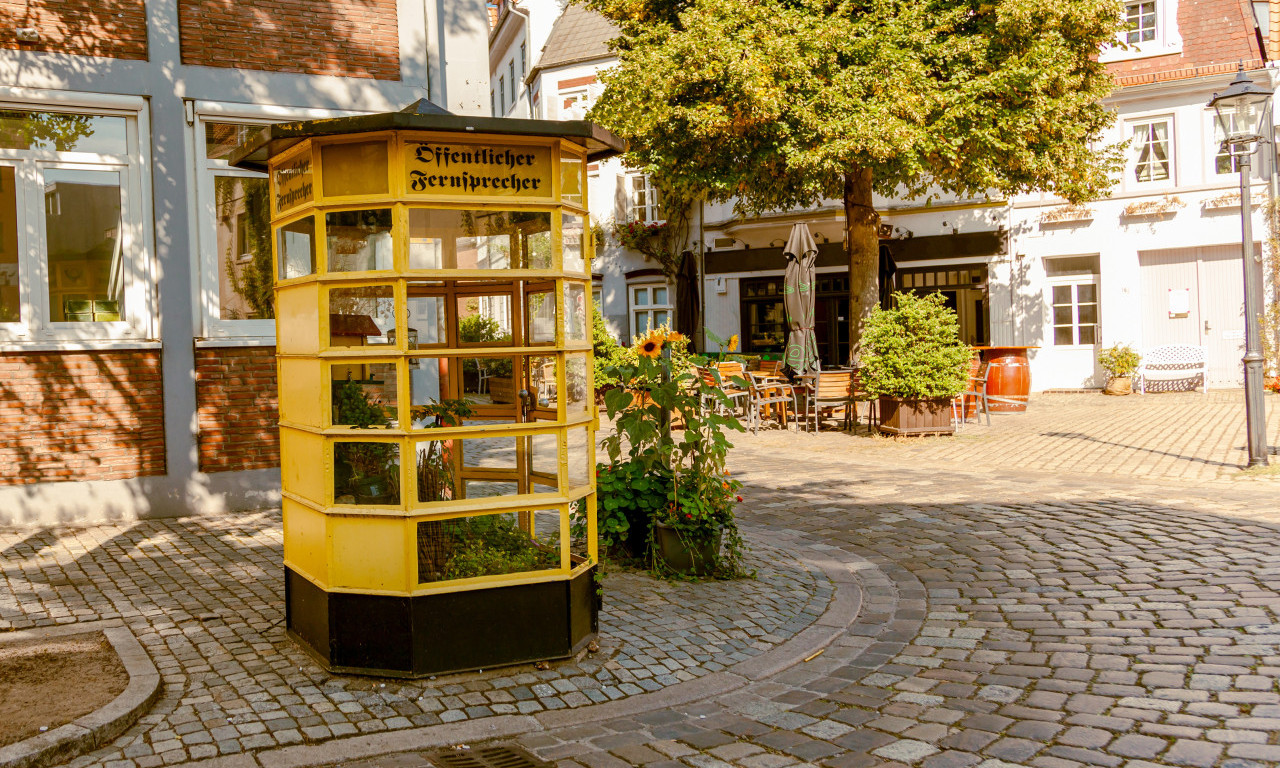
[228,99,627,173]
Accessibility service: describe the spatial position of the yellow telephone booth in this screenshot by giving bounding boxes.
[232,102,621,677]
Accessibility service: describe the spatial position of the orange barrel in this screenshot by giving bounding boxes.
[982,347,1031,413]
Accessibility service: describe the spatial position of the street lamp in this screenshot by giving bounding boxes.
[1209,64,1272,467]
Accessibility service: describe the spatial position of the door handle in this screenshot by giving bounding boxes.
[1204,320,1211,334]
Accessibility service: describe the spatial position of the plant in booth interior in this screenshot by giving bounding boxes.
[1097,344,1141,396]
[332,380,398,504]
[860,291,971,436]
[597,329,750,578]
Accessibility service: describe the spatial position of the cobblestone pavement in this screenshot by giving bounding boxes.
[0,517,832,767]
[757,390,1280,484]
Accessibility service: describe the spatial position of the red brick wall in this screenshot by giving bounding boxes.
[1109,0,1263,84]
[0,0,148,59]
[0,351,165,485]
[177,0,401,80]
[195,346,280,474]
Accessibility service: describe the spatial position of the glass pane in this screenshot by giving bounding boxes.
[45,169,124,322]
[566,353,589,414]
[0,167,18,322]
[635,312,651,335]
[214,176,274,320]
[567,426,590,488]
[1054,326,1074,345]
[326,209,392,272]
[0,111,127,154]
[565,282,587,341]
[409,209,552,270]
[462,434,518,471]
[277,216,316,280]
[652,286,668,305]
[321,141,389,197]
[417,511,561,583]
[329,286,394,347]
[406,290,446,346]
[653,309,669,329]
[529,355,558,409]
[1051,285,1072,305]
[1077,283,1097,303]
[561,156,583,205]
[529,432,558,490]
[205,122,260,161]
[563,212,585,273]
[334,441,400,505]
[457,294,514,345]
[1078,325,1097,345]
[1053,305,1073,325]
[461,356,516,405]
[633,287,649,306]
[409,357,447,426]
[527,288,556,344]
[1078,304,1098,324]
[415,438,457,503]
[331,363,398,427]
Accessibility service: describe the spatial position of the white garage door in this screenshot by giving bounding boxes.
[1138,245,1250,388]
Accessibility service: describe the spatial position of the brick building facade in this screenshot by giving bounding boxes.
[0,0,490,525]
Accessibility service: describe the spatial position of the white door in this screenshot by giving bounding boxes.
[1138,245,1248,388]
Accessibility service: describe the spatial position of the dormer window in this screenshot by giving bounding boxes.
[1124,1,1157,44]
[1101,0,1181,62]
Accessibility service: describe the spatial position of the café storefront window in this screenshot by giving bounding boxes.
[740,274,850,365]
[896,265,989,346]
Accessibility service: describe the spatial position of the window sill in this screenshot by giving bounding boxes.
[195,336,276,348]
[1099,43,1182,64]
[0,339,162,353]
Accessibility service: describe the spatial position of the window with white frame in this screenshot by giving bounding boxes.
[491,90,496,117]
[630,282,671,338]
[509,61,516,104]
[627,173,662,223]
[499,77,506,115]
[560,89,590,119]
[1130,118,1172,184]
[520,43,527,78]
[1124,1,1157,44]
[0,105,151,342]
[1045,256,1099,347]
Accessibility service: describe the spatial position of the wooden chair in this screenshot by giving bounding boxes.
[802,369,855,432]
[699,365,751,422]
[747,367,797,433]
[952,356,990,428]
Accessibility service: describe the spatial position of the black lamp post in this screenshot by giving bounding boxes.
[1209,64,1272,467]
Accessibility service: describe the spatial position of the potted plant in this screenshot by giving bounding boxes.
[861,291,971,436]
[332,379,399,504]
[1098,344,1141,395]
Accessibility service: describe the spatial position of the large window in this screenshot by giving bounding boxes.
[1046,256,1100,347]
[630,283,670,338]
[627,174,662,223]
[0,106,149,342]
[1124,1,1157,44]
[1130,118,1172,183]
[198,119,274,337]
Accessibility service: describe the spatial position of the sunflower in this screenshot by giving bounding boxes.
[665,331,686,344]
[727,334,739,353]
[638,336,663,358]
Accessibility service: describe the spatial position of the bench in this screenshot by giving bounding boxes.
[1136,344,1208,395]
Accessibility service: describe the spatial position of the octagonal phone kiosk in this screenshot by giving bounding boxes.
[233,103,621,677]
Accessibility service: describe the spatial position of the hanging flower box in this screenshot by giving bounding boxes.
[1040,203,1094,224]
[1121,196,1184,219]
[1201,190,1266,211]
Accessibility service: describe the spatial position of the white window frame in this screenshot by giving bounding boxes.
[560,88,590,120]
[1101,0,1182,62]
[1126,116,1175,189]
[626,173,664,224]
[509,60,517,104]
[499,77,506,115]
[193,102,361,341]
[0,95,154,349]
[1046,277,1100,348]
[629,282,672,340]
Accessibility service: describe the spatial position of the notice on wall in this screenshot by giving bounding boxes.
[273,148,314,214]
[1168,288,1190,318]
[405,141,553,198]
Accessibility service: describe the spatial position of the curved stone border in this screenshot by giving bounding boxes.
[176,525,881,768]
[0,620,161,768]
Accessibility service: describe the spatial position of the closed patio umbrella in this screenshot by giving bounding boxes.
[782,223,820,376]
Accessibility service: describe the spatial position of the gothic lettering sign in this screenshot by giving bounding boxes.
[406,141,553,198]
[273,149,313,214]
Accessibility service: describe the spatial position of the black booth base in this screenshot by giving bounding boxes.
[285,566,600,678]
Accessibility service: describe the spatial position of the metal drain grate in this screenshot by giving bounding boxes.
[424,745,550,768]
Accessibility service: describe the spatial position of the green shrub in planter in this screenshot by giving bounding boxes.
[860,291,970,400]
[1097,344,1141,378]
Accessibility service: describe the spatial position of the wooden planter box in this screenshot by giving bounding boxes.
[877,396,954,436]
[488,376,515,404]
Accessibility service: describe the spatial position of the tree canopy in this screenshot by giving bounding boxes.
[584,0,1126,216]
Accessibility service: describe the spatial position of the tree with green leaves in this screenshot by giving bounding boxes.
[583,0,1125,361]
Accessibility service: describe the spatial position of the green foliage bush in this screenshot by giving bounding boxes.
[861,291,971,400]
[1097,344,1141,378]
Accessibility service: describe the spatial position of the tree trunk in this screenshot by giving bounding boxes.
[844,168,880,366]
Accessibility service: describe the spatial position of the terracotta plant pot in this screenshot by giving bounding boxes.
[1103,376,1133,396]
[653,522,722,576]
[876,396,955,436]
